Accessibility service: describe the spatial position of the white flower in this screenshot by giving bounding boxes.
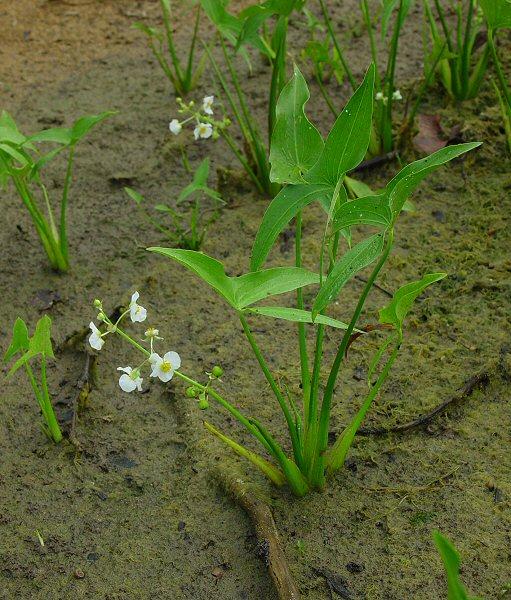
[129,291,147,323]
[375,92,385,101]
[202,95,214,115]
[169,119,182,135]
[392,89,403,101]
[194,122,213,140]
[149,351,181,382]
[117,366,143,393]
[88,321,104,351]
[144,327,160,340]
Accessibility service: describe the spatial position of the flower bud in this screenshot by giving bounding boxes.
[211,365,223,378]
[93,299,102,308]
[97,312,107,322]
[185,386,198,398]
[198,394,209,410]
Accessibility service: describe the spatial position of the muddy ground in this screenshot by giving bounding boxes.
[0,1,510,598]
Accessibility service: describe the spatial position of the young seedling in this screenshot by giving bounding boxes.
[4,316,62,443]
[91,66,479,496]
[433,531,481,599]
[423,0,489,102]
[0,110,114,272]
[125,158,223,250]
[134,0,205,96]
[480,0,511,153]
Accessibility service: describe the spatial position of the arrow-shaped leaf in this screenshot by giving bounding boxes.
[379,273,447,334]
[313,233,385,318]
[269,65,324,184]
[306,64,375,186]
[251,183,333,271]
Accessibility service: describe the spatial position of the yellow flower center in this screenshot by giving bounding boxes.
[161,361,172,373]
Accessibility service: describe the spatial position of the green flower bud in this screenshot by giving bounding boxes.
[185,386,198,398]
[211,365,223,378]
[198,393,209,410]
[93,299,102,308]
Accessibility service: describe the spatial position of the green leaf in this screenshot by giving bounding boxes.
[124,187,145,205]
[433,531,477,600]
[28,128,73,145]
[251,183,333,271]
[344,175,375,199]
[147,248,237,306]
[3,318,29,363]
[234,268,319,308]
[70,111,116,144]
[306,64,375,186]
[312,233,385,318]
[379,273,446,333]
[148,248,319,310]
[200,0,243,45]
[8,315,54,376]
[381,0,412,39]
[269,65,324,184]
[333,194,392,231]
[245,305,360,331]
[132,22,161,39]
[177,158,222,203]
[385,143,481,219]
[480,0,511,30]
[0,143,31,167]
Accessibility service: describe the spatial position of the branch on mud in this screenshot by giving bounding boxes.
[213,467,301,600]
[357,369,491,436]
[67,352,97,449]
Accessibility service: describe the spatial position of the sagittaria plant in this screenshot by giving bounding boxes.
[0,110,113,272]
[93,65,479,496]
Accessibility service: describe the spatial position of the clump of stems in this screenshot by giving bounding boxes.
[423,0,489,102]
[134,0,205,96]
[0,110,113,272]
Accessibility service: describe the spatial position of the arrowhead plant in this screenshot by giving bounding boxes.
[90,65,480,496]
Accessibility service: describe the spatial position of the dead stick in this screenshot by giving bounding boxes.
[356,370,490,436]
[214,468,301,600]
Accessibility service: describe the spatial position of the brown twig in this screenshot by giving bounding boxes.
[214,468,300,600]
[67,352,97,449]
[350,150,398,173]
[356,369,491,436]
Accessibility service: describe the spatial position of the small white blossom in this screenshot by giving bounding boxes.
[169,119,182,135]
[202,95,214,115]
[375,92,386,102]
[144,327,160,340]
[117,366,143,393]
[149,351,181,383]
[129,291,147,323]
[88,321,104,351]
[194,122,213,140]
[392,89,403,101]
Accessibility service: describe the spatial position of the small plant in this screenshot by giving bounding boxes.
[433,531,481,599]
[0,110,113,272]
[4,316,62,443]
[320,0,415,154]
[125,158,223,250]
[423,0,489,102]
[90,65,479,496]
[199,0,305,195]
[134,0,205,96]
[480,0,511,153]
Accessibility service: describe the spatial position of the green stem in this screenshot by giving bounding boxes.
[326,343,400,473]
[319,0,357,90]
[295,212,310,409]
[238,313,303,469]
[39,356,62,443]
[488,29,511,108]
[59,145,75,266]
[310,230,394,487]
